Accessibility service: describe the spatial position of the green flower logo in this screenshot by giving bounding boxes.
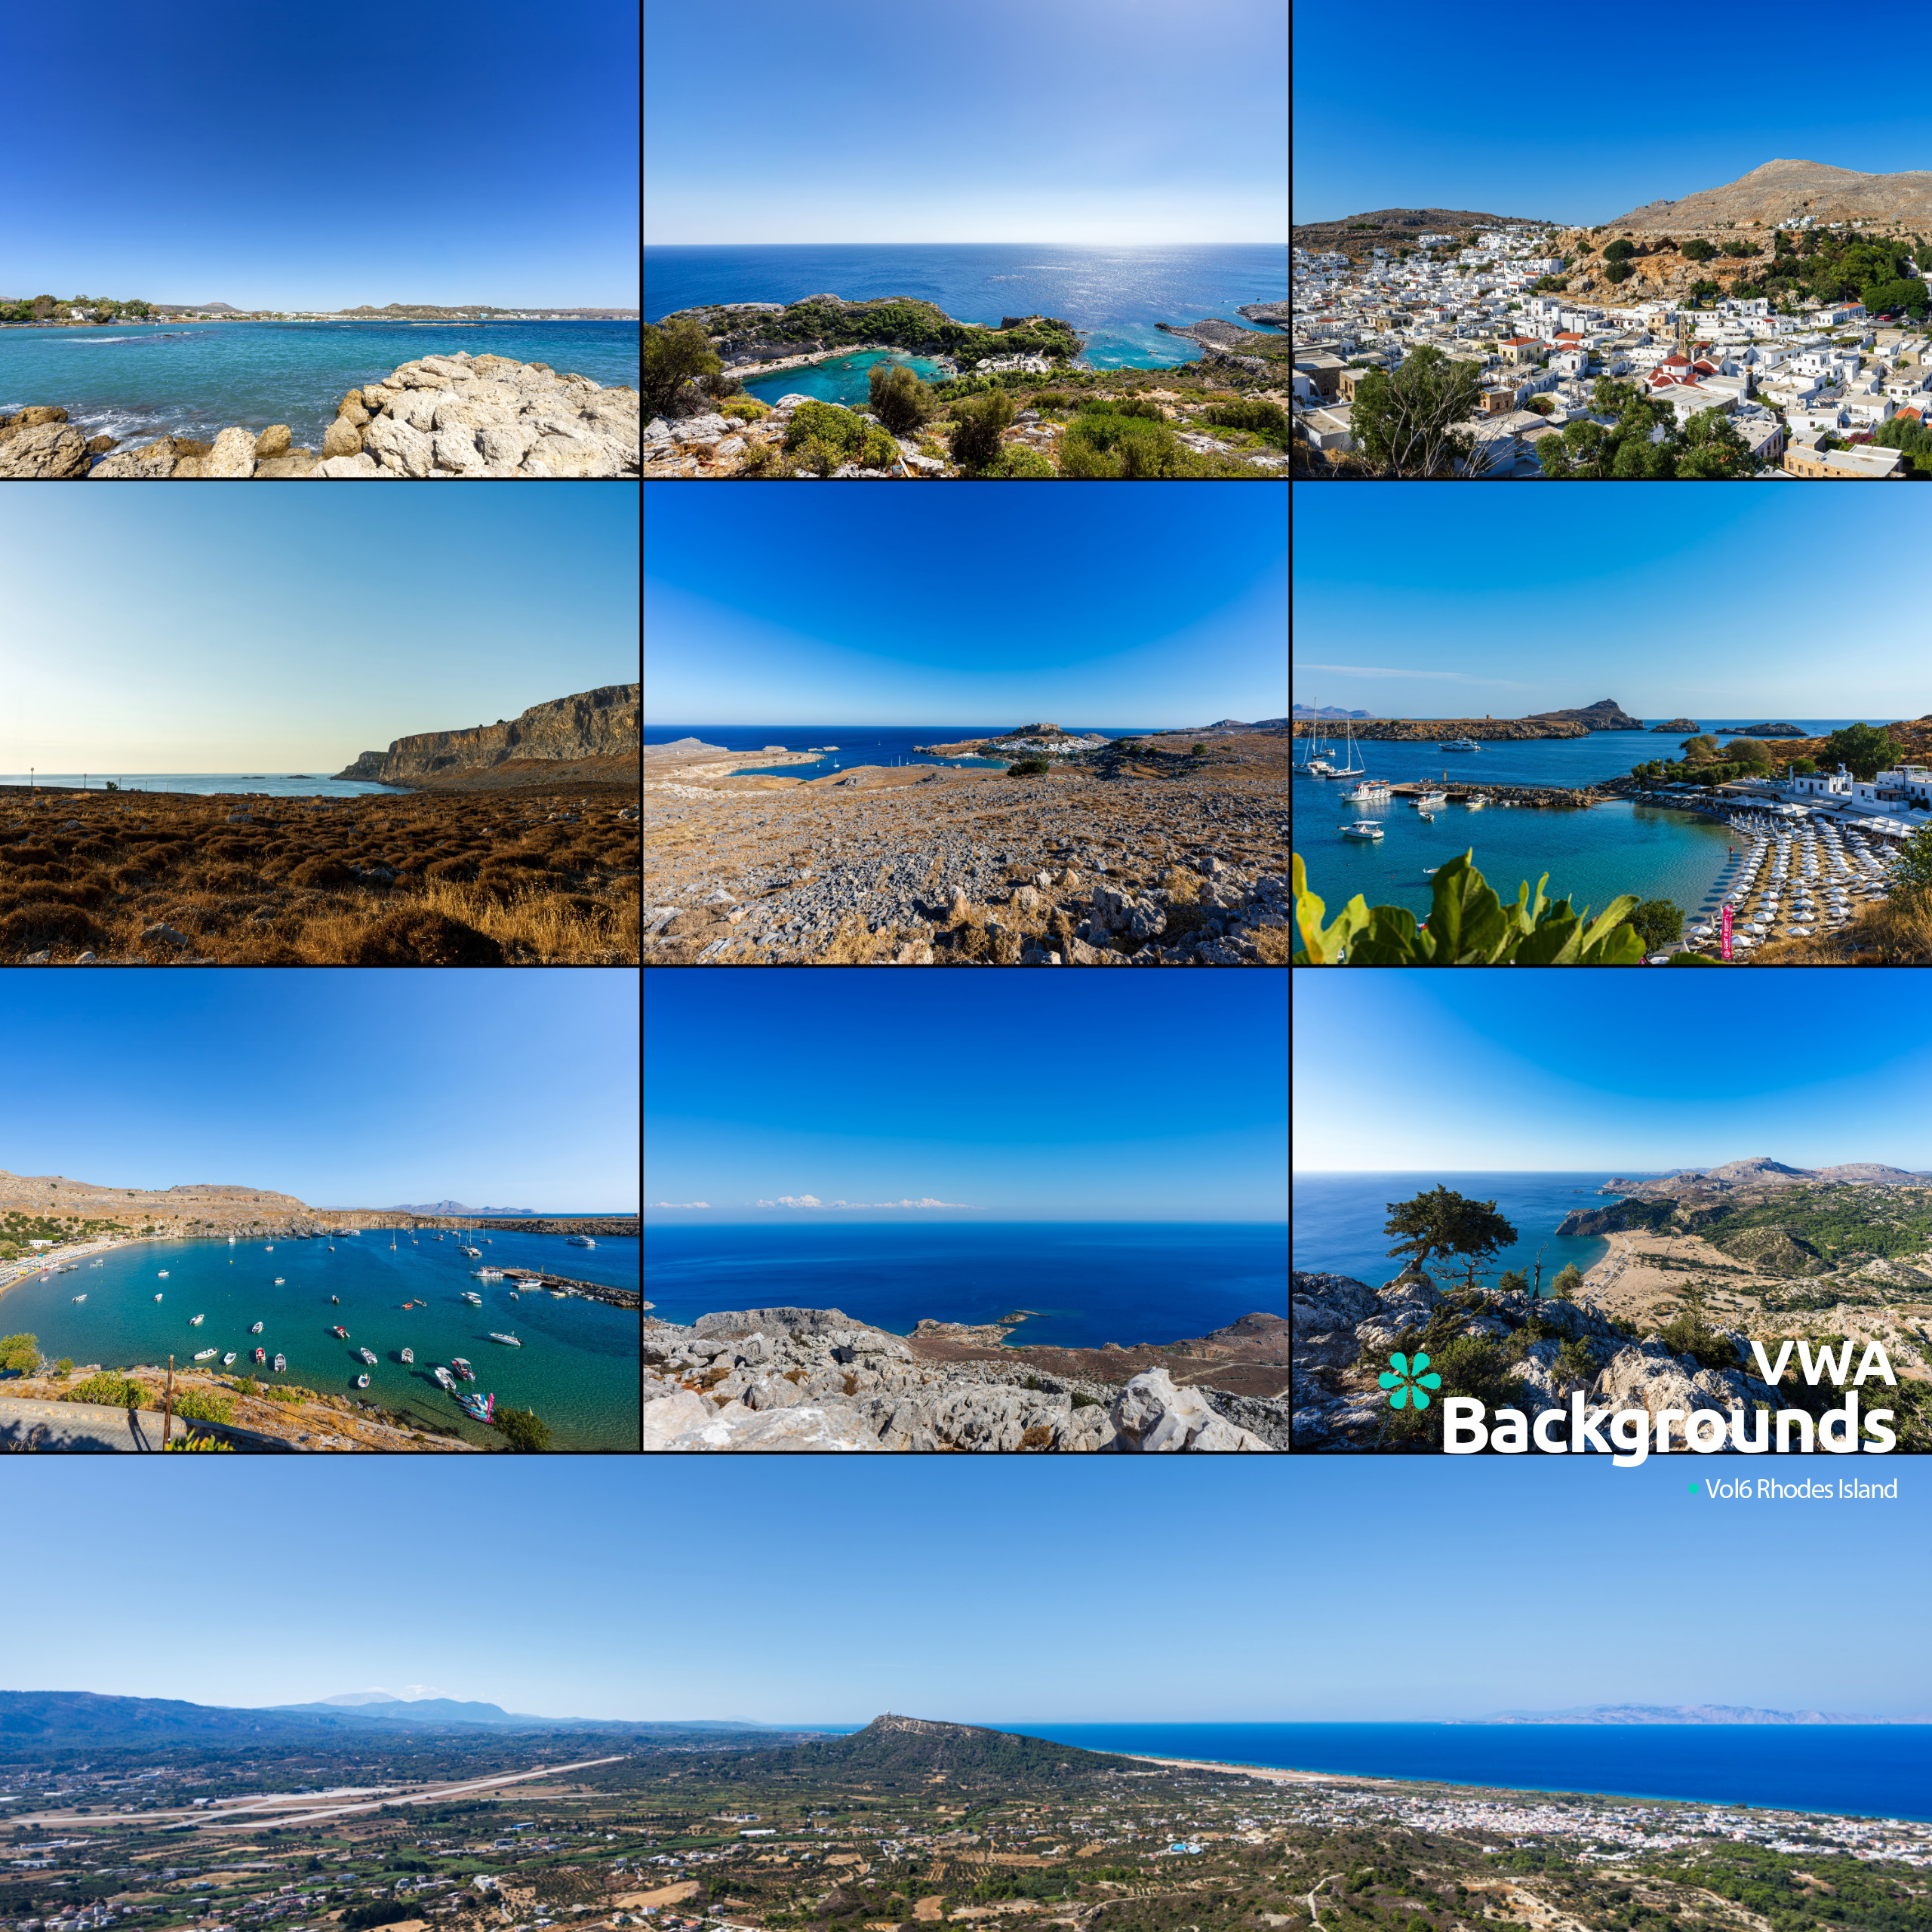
[1380,1351,1441,1410]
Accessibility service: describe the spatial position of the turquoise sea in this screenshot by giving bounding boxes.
[644,244,1287,370]
[740,349,953,411]
[1289,1171,1669,1291]
[1294,720,1875,933]
[0,319,640,452]
[646,724,1161,783]
[3,1229,640,1451]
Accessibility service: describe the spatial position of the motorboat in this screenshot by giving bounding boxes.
[222,1352,237,1367]
[451,1357,475,1380]
[1463,795,1489,811]
[461,1290,484,1306]
[1417,789,1447,808]
[1339,820,1385,841]
[71,1293,85,1303]
[1438,737,1482,752]
[331,1294,339,1303]
[566,1235,596,1248]
[272,1353,286,1373]
[400,1346,414,1364]
[253,1347,266,1364]
[272,1276,285,1285]
[473,1267,506,1281]
[356,1374,370,1389]
[358,1347,377,1365]
[264,1245,273,1251]
[158,1270,170,1278]
[189,1312,205,1326]
[250,1321,263,1334]
[331,1324,349,1339]
[461,1245,482,1257]
[194,1348,218,1362]
[488,1331,522,1347]
[154,1293,163,1302]
[1419,810,1435,822]
[433,1365,457,1391]
[227,1237,235,1246]
[549,1288,568,1299]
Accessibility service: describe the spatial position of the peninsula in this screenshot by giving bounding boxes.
[334,683,640,789]
[1293,698,1644,740]
[644,730,1291,965]
[641,1306,1287,1451]
[0,351,639,478]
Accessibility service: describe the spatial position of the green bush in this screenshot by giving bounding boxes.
[1029,389,1069,412]
[782,401,899,472]
[170,1387,235,1425]
[0,1332,38,1374]
[493,1405,552,1453]
[64,1371,144,1407]
[984,442,1055,478]
[1201,398,1289,445]
[718,397,770,421]
[700,370,743,398]
[1104,397,1165,420]
[948,389,1016,470]
[1681,238,1716,261]
[641,318,722,414]
[868,360,934,434]
[1603,238,1636,263]
[1006,758,1051,777]
[737,439,779,475]
[1605,260,1634,285]
[1060,406,1184,478]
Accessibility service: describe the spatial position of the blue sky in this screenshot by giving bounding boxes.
[0,491,638,770]
[0,974,638,1208]
[645,485,1287,727]
[0,0,637,308]
[1294,0,1932,226]
[4,1458,1920,1722]
[1295,973,1932,1173]
[644,0,1285,245]
[1294,489,1932,720]
[644,974,1287,1221]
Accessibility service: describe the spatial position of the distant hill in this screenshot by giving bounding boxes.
[1602,157,1932,230]
[1486,1703,1931,1724]
[715,1713,1146,1789]
[273,1695,546,1728]
[1525,699,1645,731]
[386,1201,539,1217]
[1294,706,1377,720]
[1613,1158,1932,1195]
[0,1690,388,1744]
[1297,206,1546,234]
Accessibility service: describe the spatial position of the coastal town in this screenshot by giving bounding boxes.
[1291,220,1932,476]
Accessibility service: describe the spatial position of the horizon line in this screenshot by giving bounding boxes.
[642,239,1286,248]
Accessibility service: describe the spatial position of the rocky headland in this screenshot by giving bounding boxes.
[643,733,1291,964]
[658,296,1084,372]
[333,685,639,787]
[1154,316,1293,374]
[1296,699,1644,742]
[1651,718,1703,732]
[0,352,639,480]
[641,1307,1288,1451]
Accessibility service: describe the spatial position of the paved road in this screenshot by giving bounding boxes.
[0,1395,184,1451]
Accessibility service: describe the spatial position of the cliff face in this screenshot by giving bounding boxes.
[341,685,639,783]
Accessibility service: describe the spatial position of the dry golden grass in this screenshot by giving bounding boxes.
[0,783,640,965]
[1750,891,1930,966]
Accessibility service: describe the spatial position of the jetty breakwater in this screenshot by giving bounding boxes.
[0,352,640,479]
[1384,780,1603,809]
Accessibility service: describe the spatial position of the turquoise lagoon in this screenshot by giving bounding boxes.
[4,1229,639,1451]
[740,349,951,411]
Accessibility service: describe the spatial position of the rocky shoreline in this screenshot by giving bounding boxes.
[0,352,639,478]
[641,1307,1287,1451]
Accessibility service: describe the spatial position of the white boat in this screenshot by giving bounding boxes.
[272,1353,286,1373]
[461,1290,484,1306]
[1339,820,1385,841]
[1417,789,1448,808]
[488,1331,522,1346]
[566,1234,597,1248]
[189,1312,205,1326]
[473,1267,506,1281]
[272,1276,285,1284]
[358,1347,377,1365]
[222,1352,236,1367]
[1463,795,1490,811]
[158,1270,170,1278]
[401,1346,414,1364]
[227,1236,235,1246]
[264,1244,272,1251]
[460,1245,482,1257]
[433,1364,457,1391]
[451,1356,475,1380]
[71,1293,86,1303]
[1325,717,1367,782]
[1438,737,1482,752]
[1419,810,1435,821]
[193,1348,218,1362]
[154,1293,163,1302]
[1295,704,1339,777]
[1343,780,1391,802]
[356,1374,370,1389]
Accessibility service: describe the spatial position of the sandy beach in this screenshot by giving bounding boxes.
[0,1233,137,1300]
[1121,1753,1312,1784]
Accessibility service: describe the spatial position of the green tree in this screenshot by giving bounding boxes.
[1721,240,1760,258]
[1382,1185,1519,1290]
[0,1333,39,1373]
[1863,276,1929,318]
[1603,238,1636,263]
[1724,738,1773,771]
[29,294,54,320]
[1549,1263,1584,1300]
[1537,417,1611,478]
[1891,823,1932,895]
[868,360,934,435]
[1497,1268,1530,1296]
[1605,260,1635,285]
[1676,406,1761,478]
[641,318,722,414]
[1682,239,1717,262]
[1821,721,1901,780]
[493,1405,551,1452]
[1624,898,1687,950]
[947,388,1016,471]
[1349,346,1481,475]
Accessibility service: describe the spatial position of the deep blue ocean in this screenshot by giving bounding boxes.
[1289,1172,1673,1291]
[0,319,640,451]
[1294,721,1873,931]
[646,724,1161,782]
[642,245,1287,370]
[640,1223,1287,1346]
[792,1723,1930,1820]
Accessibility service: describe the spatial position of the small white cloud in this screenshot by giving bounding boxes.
[773,1194,823,1209]
[652,1201,710,1209]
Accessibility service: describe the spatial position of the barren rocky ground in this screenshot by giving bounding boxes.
[0,783,641,965]
[641,1307,1288,1451]
[642,736,1291,964]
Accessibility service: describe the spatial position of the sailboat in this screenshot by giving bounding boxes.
[1294,704,1337,777]
[1318,717,1367,783]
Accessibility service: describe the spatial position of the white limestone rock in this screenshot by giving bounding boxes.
[365,415,436,478]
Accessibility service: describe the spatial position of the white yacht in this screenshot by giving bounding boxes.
[1339,820,1385,841]
[488,1331,523,1347]
[1343,779,1391,803]
[566,1234,597,1248]
[189,1312,205,1326]
[401,1346,415,1364]
[193,1348,218,1362]
[473,1267,506,1281]
[1417,789,1448,808]
[222,1352,236,1367]
[461,1289,484,1305]
[250,1321,264,1334]
[1439,737,1482,752]
[272,1353,286,1373]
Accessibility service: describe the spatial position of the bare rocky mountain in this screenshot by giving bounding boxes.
[335,684,639,785]
[1603,157,1932,230]
[1525,699,1646,731]
[1486,1703,1927,1724]
[1606,1158,1932,1198]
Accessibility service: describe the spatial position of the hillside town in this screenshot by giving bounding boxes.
[1291,220,1932,476]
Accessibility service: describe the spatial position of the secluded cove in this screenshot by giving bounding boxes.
[740,349,952,410]
[3,1230,639,1451]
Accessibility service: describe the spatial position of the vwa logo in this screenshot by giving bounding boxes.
[1380,1352,1441,1410]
